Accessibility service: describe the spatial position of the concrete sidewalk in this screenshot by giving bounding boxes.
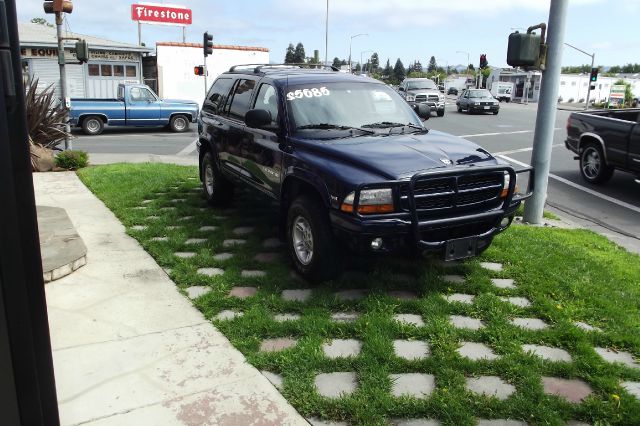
[34,172,306,426]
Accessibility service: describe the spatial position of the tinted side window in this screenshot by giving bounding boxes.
[253,83,278,124]
[203,78,234,114]
[228,79,256,121]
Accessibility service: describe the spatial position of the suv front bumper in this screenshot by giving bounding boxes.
[408,100,445,111]
[330,165,534,259]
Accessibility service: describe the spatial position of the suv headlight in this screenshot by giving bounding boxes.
[501,172,520,198]
[341,188,395,214]
[474,101,481,105]
[405,95,415,102]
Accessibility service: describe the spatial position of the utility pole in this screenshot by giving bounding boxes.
[55,11,71,150]
[523,0,569,224]
[564,42,595,109]
[349,33,367,74]
[324,0,329,66]
[457,50,470,86]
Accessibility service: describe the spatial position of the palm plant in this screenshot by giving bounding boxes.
[25,78,71,148]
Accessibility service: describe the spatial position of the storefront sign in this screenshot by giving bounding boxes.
[131,3,192,26]
[21,47,137,62]
[609,85,626,99]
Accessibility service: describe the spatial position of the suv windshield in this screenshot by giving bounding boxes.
[406,80,437,90]
[287,82,422,135]
[469,89,492,98]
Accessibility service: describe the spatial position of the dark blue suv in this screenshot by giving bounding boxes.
[197,65,533,282]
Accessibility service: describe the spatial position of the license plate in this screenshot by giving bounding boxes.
[444,237,478,261]
[483,106,490,110]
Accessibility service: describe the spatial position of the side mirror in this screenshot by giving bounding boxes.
[398,86,405,92]
[245,109,272,128]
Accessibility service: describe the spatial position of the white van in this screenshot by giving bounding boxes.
[490,82,514,103]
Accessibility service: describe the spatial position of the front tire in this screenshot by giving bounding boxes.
[493,110,499,115]
[170,114,190,132]
[457,104,462,113]
[437,109,445,117]
[82,115,104,135]
[286,195,342,283]
[201,151,234,206]
[580,143,614,184]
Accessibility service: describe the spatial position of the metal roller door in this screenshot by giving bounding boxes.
[30,59,85,99]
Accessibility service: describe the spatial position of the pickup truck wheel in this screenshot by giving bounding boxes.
[437,109,445,117]
[580,143,614,183]
[201,151,234,206]
[170,115,189,132]
[286,195,342,283]
[82,116,104,135]
[457,105,462,113]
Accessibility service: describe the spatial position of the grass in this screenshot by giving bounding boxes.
[78,163,640,426]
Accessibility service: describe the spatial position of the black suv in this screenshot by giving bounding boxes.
[197,65,533,282]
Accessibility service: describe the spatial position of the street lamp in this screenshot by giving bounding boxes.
[456,50,470,85]
[349,33,368,74]
[564,42,595,109]
[360,50,373,75]
[324,0,329,66]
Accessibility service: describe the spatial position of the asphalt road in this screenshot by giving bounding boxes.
[72,100,640,252]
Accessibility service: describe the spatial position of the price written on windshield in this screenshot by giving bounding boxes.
[286,87,331,101]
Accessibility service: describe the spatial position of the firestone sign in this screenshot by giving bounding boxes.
[131,3,192,26]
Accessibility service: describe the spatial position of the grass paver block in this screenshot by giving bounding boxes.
[450,315,484,330]
[223,239,246,248]
[213,252,234,261]
[465,376,516,400]
[390,420,441,426]
[491,278,516,289]
[394,314,425,327]
[522,344,572,362]
[509,317,548,330]
[274,313,301,322]
[254,253,279,263]
[622,381,640,399]
[443,274,465,284]
[388,290,419,300]
[260,371,283,389]
[233,226,254,235]
[573,321,601,333]
[480,262,503,272]
[323,339,362,358]
[199,225,218,232]
[160,207,176,211]
[241,270,267,278]
[334,289,368,301]
[307,418,349,426]
[146,215,160,220]
[282,289,312,302]
[476,420,527,426]
[150,236,168,242]
[259,338,297,352]
[444,293,475,305]
[197,267,224,277]
[171,198,186,202]
[457,342,499,361]
[131,225,147,231]
[185,238,207,245]
[390,373,435,398]
[174,251,196,258]
[542,377,593,403]
[315,372,357,398]
[215,310,243,321]
[141,199,153,204]
[501,297,532,308]
[594,347,640,369]
[331,312,359,323]
[393,340,430,360]
[166,225,181,230]
[262,237,282,248]
[185,286,211,299]
[178,216,194,221]
[228,286,257,299]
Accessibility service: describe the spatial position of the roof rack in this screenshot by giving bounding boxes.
[228,63,339,73]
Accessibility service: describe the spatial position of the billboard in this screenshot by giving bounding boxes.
[131,3,192,26]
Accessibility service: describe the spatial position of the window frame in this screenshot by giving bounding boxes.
[252,83,279,125]
[203,77,235,115]
[226,78,258,122]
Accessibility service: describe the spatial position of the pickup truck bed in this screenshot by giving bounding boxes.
[565,109,640,183]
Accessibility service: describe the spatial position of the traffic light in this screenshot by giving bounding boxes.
[590,67,599,82]
[194,66,204,76]
[75,40,89,63]
[43,0,73,14]
[203,32,213,57]
[480,54,487,69]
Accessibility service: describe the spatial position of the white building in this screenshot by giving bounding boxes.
[487,68,542,102]
[19,22,151,99]
[154,42,270,108]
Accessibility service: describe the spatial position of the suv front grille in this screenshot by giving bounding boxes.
[428,95,440,102]
[400,171,504,219]
[415,94,427,102]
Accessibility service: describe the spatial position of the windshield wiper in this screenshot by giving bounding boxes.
[296,123,374,135]
[362,122,428,133]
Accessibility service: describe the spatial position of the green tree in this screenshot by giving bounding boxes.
[341,59,347,66]
[413,61,423,73]
[383,59,392,77]
[393,58,406,82]
[284,43,295,64]
[355,63,361,72]
[608,65,622,73]
[370,53,380,72]
[332,57,342,68]
[427,56,437,73]
[31,17,53,27]
[293,43,306,63]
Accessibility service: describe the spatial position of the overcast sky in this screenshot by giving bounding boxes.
[17,0,640,69]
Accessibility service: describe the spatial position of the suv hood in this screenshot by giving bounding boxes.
[294,130,496,180]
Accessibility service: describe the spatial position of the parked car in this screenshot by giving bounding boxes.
[397,78,445,117]
[565,108,640,184]
[69,84,199,135]
[456,89,500,115]
[197,64,533,282]
[447,87,459,96]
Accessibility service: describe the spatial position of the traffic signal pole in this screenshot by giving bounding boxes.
[564,42,595,110]
[55,11,71,150]
[523,0,569,224]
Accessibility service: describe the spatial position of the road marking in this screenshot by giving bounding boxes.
[497,154,640,214]
[493,144,564,156]
[458,128,561,138]
[177,138,198,156]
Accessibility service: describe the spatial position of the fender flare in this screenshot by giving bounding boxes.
[579,132,608,163]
